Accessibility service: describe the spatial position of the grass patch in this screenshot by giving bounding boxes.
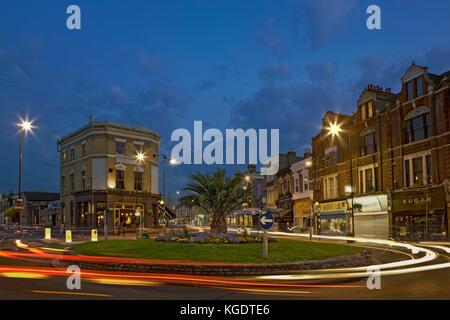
[72,238,362,264]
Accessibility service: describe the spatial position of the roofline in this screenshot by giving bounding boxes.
[58,121,161,144]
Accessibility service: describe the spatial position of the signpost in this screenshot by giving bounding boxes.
[312,202,319,241]
[14,202,24,213]
[259,212,274,259]
[136,207,142,240]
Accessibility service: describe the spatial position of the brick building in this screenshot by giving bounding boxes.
[312,62,449,240]
[57,116,163,230]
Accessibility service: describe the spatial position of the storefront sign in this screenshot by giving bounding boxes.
[319,200,347,214]
[349,195,387,213]
[393,187,445,212]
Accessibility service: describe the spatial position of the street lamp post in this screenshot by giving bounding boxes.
[17,119,33,226]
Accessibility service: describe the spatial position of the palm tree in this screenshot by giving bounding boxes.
[183,169,253,233]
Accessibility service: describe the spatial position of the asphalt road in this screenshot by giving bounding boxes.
[0,230,449,300]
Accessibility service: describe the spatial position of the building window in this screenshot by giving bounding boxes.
[365,168,373,192]
[368,101,374,118]
[404,154,432,188]
[62,176,66,194]
[81,170,86,191]
[405,160,410,188]
[358,166,378,193]
[299,173,304,192]
[81,143,86,157]
[134,172,143,191]
[407,81,413,100]
[360,132,377,156]
[413,157,423,186]
[426,155,432,184]
[415,77,423,97]
[116,170,125,190]
[70,148,75,161]
[70,174,74,193]
[62,151,67,161]
[116,141,126,155]
[134,143,143,155]
[361,104,366,120]
[406,113,430,143]
[324,175,338,199]
[295,178,299,193]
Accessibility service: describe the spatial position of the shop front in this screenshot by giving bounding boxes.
[392,186,448,240]
[349,194,388,239]
[293,198,312,232]
[318,200,347,235]
[227,209,261,228]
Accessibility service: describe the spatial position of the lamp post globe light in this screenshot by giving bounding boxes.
[17,118,34,226]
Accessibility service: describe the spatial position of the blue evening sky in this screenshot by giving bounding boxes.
[0,0,449,196]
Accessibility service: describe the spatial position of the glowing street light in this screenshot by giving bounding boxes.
[17,117,35,226]
[136,152,145,163]
[326,122,342,137]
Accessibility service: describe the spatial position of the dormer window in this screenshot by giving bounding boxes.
[361,104,366,121]
[367,101,374,118]
[415,77,423,97]
[406,77,423,101]
[407,81,413,100]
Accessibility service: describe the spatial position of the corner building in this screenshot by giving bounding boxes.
[57,116,161,230]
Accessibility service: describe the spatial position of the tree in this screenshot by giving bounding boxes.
[4,206,17,220]
[183,169,253,233]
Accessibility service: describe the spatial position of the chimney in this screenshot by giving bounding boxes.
[89,115,93,124]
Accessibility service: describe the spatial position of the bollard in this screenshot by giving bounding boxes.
[65,230,72,243]
[45,228,51,240]
[91,229,98,241]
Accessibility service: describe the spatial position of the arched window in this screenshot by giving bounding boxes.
[405,106,430,143]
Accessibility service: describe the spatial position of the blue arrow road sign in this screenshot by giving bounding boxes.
[259,212,274,230]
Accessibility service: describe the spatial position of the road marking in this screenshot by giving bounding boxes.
[418,244,450,254]
[30,290,112,297]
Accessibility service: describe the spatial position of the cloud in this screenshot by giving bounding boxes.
[304,61,337,83]
[195,78,217,91]
[136,51,166,76]
[230,81,353,152]
[258,62,291,84]
[289,0,357,49]
[254,17,285,56]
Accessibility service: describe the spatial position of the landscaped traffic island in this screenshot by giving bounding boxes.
[72,238,363,264]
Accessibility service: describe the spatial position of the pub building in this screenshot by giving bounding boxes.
[391,185,448,240]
